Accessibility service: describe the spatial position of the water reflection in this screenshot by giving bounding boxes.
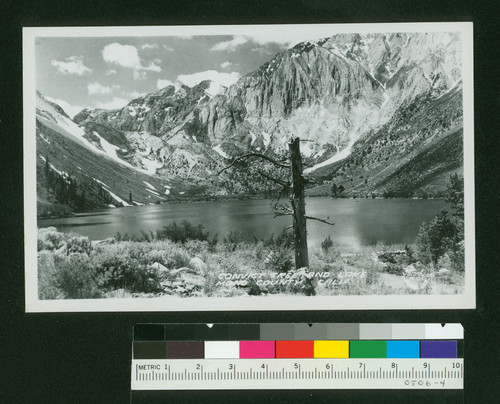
[39,197,446,248]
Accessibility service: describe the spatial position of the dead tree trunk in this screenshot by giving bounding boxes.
[218,137,333,272]
[289,137,309,269]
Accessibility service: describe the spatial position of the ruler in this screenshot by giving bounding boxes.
[131,323,464,391]
[131,358,463,390]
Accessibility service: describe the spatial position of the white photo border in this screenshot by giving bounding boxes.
[23,22,475,312]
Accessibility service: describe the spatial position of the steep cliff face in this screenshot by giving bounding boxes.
[196,39,385,157]
[44,31,463,201]
[74,81,214,136]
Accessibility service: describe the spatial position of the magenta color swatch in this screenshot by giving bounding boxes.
[239,341,275,358]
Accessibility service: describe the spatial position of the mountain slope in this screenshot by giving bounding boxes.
[36,92,192,217]
[307,85,463,197]
[37,31,464,212]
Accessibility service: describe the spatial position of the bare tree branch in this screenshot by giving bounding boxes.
[256,170,289,187]
[273,203,293,214]
[273,211,293,218]
[305,215,335,226]
[217,153,290,174]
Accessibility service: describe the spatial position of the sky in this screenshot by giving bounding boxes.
[34,28,335,117]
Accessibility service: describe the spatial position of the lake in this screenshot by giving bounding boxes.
[38,197,447,249]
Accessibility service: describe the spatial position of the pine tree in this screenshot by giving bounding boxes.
[331,183,338,197]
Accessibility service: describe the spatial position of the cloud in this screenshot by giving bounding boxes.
[45,96,86,119]
[244,33,296,46]
[102,43,162,79]
[163,45,174,51]
[94,97,129,110]
[50,55,92,76]
[210,32,324,53]
[133,70,147,80]
[157,78,179,90]
[126,91,147,99]
[105,69,118,76]
[141,43,158,50]
[251,47,274,56]
[177,70,240,88]
[102,43,142,69]
[211,36,249,51]
[220,61,232,69]
[87,82,118,95]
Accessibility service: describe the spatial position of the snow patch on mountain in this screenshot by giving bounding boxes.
[92,178,109,187]
[37,94,156,176]
[141,158,163,174]
[213,145,229,159]
[142,181,157,191]
[249,132,257,145]
[205,82,226,98]
[92,131,121,161]
[39,133,51,144]
[304,139,356,174]
[92,177,131,206]
[261,131,271,148]
[145,188,160,196]
[106,189,131,207]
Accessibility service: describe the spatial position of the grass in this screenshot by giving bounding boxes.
[37,227,465,300]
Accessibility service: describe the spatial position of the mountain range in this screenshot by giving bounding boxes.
[35,32,464,216]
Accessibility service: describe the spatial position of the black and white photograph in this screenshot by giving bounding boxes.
[23,23,475,311]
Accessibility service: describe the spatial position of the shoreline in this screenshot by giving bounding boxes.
[38,194,446,220]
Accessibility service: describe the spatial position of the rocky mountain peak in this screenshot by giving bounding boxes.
[38,31,464,204]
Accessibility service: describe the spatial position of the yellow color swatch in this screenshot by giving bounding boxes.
[314,340,349,358]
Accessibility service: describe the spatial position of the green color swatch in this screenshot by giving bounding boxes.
[349,340,387,358]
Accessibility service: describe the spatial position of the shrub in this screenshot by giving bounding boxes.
[264,228,294,249]
[246,278,262,296]
[38,228,92,255]
[208,234,219,252]
[321,235,334,253]
[449,240,465,272]
[66,234,92,255]
[140,229,157,242]
[223,230,244,252]
[38,227,66,251]
[57,253,102,299]
[184,240,210,256]
[114,232,132,241]
[404,244,416,264]
[38,251,63,299]
[92,250,162,293]
[264,245,294,273]
[37,202,73,218]
[156,220,210,243]
[113,232,146,242]
[263,268,316,296]
[167,249,192,269]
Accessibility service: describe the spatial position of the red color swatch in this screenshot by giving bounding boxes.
[276,340,314,358]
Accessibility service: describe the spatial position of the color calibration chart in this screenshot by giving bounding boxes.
[131,323,463,390]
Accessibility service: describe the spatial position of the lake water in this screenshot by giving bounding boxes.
[38,197,446,249]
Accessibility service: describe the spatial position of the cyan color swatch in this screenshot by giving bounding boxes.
[386,341,420,358]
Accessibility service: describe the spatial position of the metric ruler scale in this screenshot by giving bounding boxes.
[131,359,463,390]
[130,323,464,391]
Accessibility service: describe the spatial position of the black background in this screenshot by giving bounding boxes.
[1,0,499,402]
